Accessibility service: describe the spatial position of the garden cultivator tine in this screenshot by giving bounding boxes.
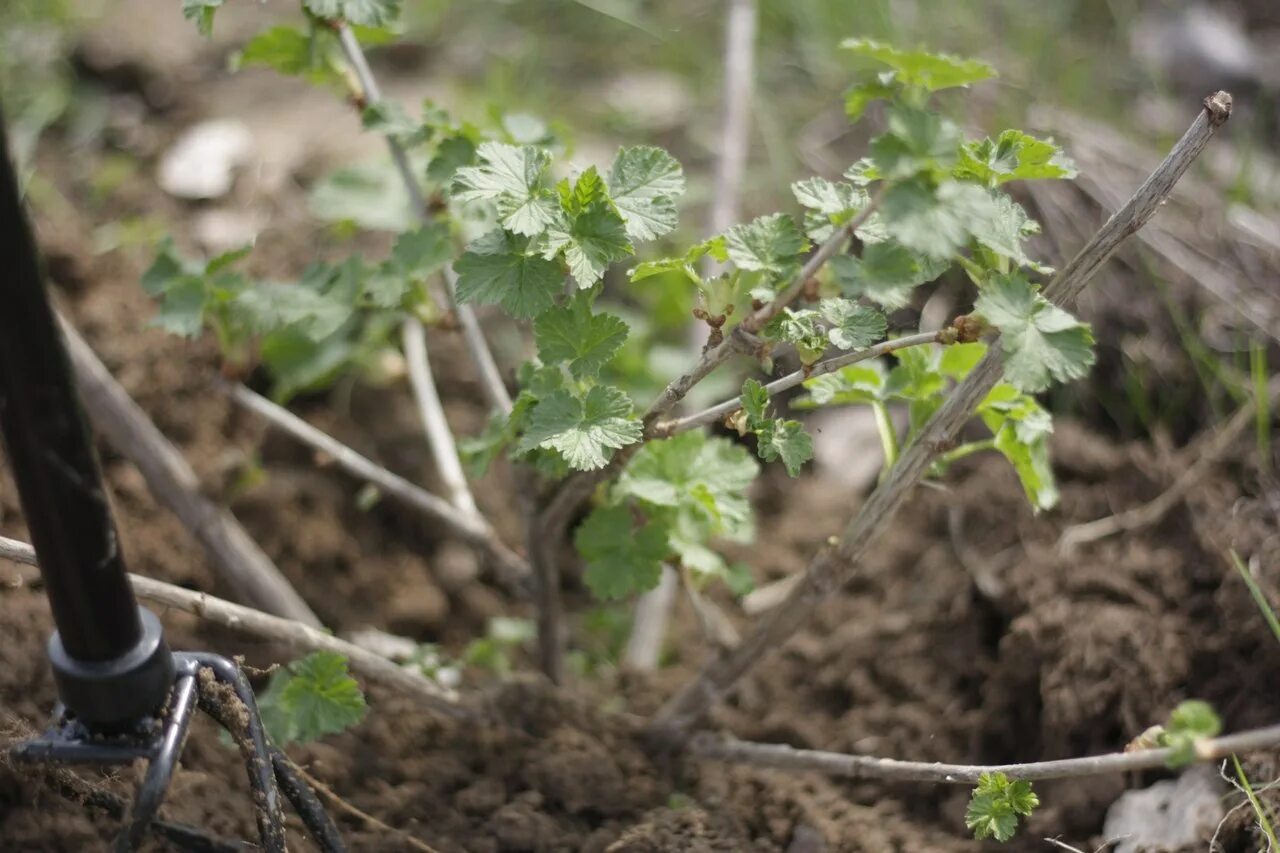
[0,109,345,851]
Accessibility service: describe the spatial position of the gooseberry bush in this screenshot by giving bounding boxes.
[152,0,1108,841]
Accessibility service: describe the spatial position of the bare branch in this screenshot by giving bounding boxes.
[691,723,1280,784]
[624,565,679,671]
[401,316,480,518]
[225,383,530,589]
[59,318,322,628]
[0,535,467,719]
[652,93,1234,735]
[335,22,512,415]
[707,0,758,240]
[654,330,942,437]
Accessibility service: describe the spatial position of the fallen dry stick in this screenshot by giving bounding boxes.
[652,92,1235,734]
[692,724,1280,784]
[0,535,467,719]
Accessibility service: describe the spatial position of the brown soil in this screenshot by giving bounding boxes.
[3,6,1280,851]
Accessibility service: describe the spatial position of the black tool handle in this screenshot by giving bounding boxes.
[0,113,143,662]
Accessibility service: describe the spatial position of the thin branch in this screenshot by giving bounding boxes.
[225,383,530,589]
[401,316,480,518]
[0,535,468,719]
[651,92,1234,735]
[1059,382,1271,552]
[691,723,1280,783]
[654,330,942,436]
[707,0,757,241]
[59,318,322,628]
[334,22,512,415]
[624,564,679,671]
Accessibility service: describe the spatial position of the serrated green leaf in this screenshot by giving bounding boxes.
[258,652,367,746]
[534,293,628,378]
[831,240,949,310]
[303,0,400,27]
[151,277,207,337]
[518,385,641,470]
[841,38,995,91]
[979,384,1058,511]
[724,213,808,275]
[540,169,633,287]
[965,772,1039,843]
[869,104,961,179]
[756,419,813,477]
[820,298,886,350]
[363,224,451,308]
[740,378,770,429]
[878,178,996,260]
[955,130,1077,186]
[765,308,827,365]
[454,229,563,320]
[792,177,868,217]
[968,192,1045,271]
[617,431,758,539]
[974,273,1095,393]
[574,505,670,599]
[452,141,558,237]
[607,146,685,242]
[1159,699,1222,768]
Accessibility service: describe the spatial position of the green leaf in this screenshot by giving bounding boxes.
[974,273,1095,393]
[796,362,887,408]
[574,505,670,599]
[534,293,628,379]
[309,161,415,232]
[541,167,633,287]
[260,328,357,403]
[980,384,1059,511]
[182,0,222,36]
[1158,699,1222,768]
[792,177,868,239]
[518,385,642,470]
[766,308,827,365]
[152,277,207,337]
[820,299,887,350]
[878,178,996,260]
[965,772,1039,843]
[617,431,758,539]
[968,192,1045,271]
[724,213,808,275]
[303,0,400,27]
[869,104,961,178]
[452,141,558,237]
[844,72,899,121]
[955,130,1077,186]
[454,229,563,320]
[756,419,813,477]
[830,240,949,310]
[607,146,685,242]
[841,38,995,91]
[428,133,478,186]
[234,26,342,88]
[361,101,427,146]
[232,283,351,341]
[739,378,770,429]
[363,224,452,308]
[257,652,367,746]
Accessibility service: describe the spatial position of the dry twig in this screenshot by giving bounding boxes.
[0,535,468,719]
[692,722,1280,783]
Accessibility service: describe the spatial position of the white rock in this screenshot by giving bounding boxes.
[158,119,253,200]
[1103,765,1226,853]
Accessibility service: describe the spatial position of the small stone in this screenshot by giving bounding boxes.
[1103,765,1226,853]
[158,119,253,200]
